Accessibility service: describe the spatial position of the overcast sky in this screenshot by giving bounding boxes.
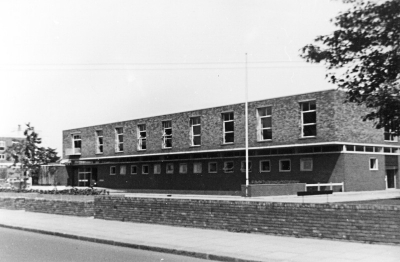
[0,0,346,153]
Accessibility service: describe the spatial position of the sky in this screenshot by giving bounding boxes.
[0,0,347,154]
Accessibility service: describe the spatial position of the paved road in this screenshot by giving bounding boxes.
[0,227,208,262]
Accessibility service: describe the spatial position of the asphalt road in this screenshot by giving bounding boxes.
[0,227,208,262]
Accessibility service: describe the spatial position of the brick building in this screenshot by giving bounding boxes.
[62,89,399,194]
[0,134,24,182]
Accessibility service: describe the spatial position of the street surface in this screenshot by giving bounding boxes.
[0,227,208,262]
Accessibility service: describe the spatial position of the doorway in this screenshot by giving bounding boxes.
[78,167,91,187]
[386,169,397,189]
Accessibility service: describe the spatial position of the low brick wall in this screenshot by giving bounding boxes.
[95,196,400,245]
[24,199,94,217]
[0,198,26,210]
[0,196,94,217]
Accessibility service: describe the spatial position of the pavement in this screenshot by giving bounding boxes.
[1,189,400,262]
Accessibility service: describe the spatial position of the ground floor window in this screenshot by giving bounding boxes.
[120,165,126,175]
[240,161,252,172]
[166,163,174,174]
[369,158,378,170]
[279,159,291,172]
[179,163,187,174]
[300,158,313,171]
[260,160,271,172]
[131,165,137,174]
[208,162,217,173]
[110,166,116,175]
[142,165,149,174]
[223,161,234,173]
[193,162,202,173]
[154,164,161,174]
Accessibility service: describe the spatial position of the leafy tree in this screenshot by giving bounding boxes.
[5,123,60,186]
[301,0,400,134]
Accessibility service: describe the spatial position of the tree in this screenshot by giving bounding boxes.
[301,0,400,134]
[5,123,60,187]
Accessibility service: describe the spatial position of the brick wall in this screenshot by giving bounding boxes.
[66,89,395,159]
[95,196,400,245]
[63,103,246,158]
[24,199,94,217]
[0,196,94,217]
[0,197,25,210]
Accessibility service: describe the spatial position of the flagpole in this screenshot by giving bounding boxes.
[245,53,249,197]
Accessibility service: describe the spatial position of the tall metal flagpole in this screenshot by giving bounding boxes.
[245,53,249,197]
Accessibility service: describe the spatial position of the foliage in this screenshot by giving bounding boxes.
[300,0,400,134]
[0,187,109,195]
[5,123,60,176]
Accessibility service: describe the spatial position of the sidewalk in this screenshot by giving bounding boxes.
[0,209,399,262]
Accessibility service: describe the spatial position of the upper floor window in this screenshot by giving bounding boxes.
[115,127,124,152]
[95,130,103,154]
[72,134,82,154]
[0,141,5,151]
[162,121,172,148]
[257,107,272,141]
[0,154,5,160]
[190,117,201,146]
[384,123,398,142]
[300,101,316,137]
[222,112,234,144]
[137,124,147,150]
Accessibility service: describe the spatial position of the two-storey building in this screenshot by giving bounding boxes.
[0,133,25,181]
[62,89,400,194]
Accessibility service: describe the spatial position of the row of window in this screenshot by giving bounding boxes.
[71,99,398,154]
[109,157,380,175]
[72,101,318,154]
[109,159,315,175]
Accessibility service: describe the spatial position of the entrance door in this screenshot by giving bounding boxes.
[386,170,397,189]
[78,167,91,187]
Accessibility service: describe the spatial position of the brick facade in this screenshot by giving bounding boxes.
[62,89,400,193]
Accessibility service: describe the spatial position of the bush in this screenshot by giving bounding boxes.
[0,187,109,195]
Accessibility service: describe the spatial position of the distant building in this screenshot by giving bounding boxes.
[62,89,399,194]
[0,127,25,182]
